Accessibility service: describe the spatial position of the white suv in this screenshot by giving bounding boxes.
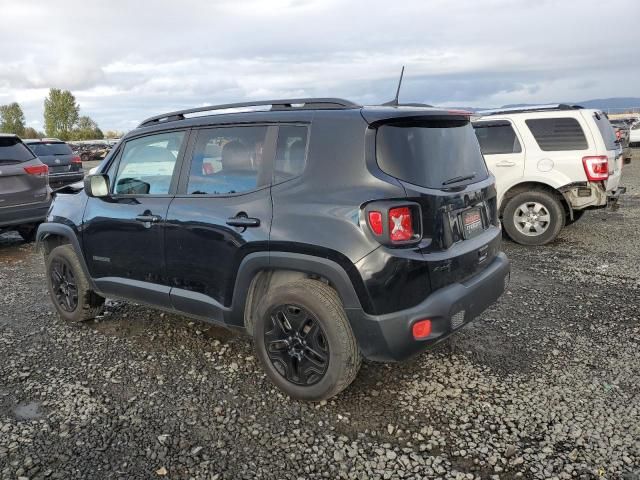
[630,121,640,146]
[473,105,625,246]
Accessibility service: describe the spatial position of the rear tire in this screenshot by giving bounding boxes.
[45,244,104,323]
[502,190,565,246]
[253,279,361,401]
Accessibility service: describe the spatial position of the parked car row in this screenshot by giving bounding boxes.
[68,140,114,162]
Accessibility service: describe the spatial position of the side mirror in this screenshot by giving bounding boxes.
[84,174,110,198]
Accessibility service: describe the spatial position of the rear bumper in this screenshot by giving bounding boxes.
[0,200,51,229]
[347,252,510,362]
[49,172,84,188]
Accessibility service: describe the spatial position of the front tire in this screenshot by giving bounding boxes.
[502,190,565,246]
[253,279,361,401]
[45,244,104,323]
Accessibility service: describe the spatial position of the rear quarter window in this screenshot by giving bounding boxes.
[473,122,522,154]
[525,117,588,151]
[0,137,35,162]
[376,120,488,189]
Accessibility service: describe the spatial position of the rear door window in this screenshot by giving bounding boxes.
[186,126,271,195]
[592,113,617,150]
[376,120,488,189]
[525,117,588,151]
[0,137,35,163]
[473,121,522,154]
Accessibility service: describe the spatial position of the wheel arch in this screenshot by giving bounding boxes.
[500,181,570,218]
[36,223,98,291]
[230,251,365,335]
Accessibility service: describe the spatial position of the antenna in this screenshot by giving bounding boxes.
[383,66,405,106]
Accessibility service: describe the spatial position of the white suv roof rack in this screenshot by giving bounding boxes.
[478,104,584,116]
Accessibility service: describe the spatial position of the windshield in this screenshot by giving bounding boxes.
[0,137,36,163]
[28,142,73,156]
[376,120,489,189]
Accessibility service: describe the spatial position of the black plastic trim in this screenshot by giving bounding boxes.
[347,252,510,362]
[36,223,98,292]
[227,251,363,328]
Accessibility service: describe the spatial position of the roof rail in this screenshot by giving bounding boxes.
[477,104,584,116]
[138,98,359,127]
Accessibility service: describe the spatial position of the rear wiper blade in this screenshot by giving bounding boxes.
[442,173,476,185]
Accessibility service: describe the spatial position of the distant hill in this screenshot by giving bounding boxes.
[447,97,640,113]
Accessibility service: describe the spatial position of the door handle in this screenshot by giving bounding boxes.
[136,214,162,223]
[226,216,260,228]
[495,160,516,167]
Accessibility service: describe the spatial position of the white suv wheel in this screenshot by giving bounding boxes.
[513,201,551,236]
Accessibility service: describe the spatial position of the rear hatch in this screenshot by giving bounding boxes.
[0,137,49,208]
[371,113,500,289]
[588,111,622,192]
[27,141,79,175]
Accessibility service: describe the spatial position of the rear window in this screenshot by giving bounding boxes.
[473,121,522,154]
[28,142,73,156]
[376,120,488,189]
[592,113,617,150]
[0,137,35,163]
[525,117,588,151]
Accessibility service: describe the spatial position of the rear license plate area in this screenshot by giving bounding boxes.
[461,207,484,239]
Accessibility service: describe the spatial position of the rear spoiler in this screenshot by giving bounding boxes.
[360,107,473,128]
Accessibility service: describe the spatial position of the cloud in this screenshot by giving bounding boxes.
[0,0,638,130]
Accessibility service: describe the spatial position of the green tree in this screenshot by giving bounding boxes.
[104,130,124,139]
[22,127,44,139]
[0,102,26,136]
[71,115,104,140]
[43,88,79,140]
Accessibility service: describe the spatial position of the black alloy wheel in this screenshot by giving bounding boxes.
[50,258,78,312]
[264,304,330,386]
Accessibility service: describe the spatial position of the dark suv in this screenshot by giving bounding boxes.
[0,134,50,241]
[24,139,84,189]
[37,98,510,400]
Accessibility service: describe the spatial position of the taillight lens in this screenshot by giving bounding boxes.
[71,155,82,164]
[367,211,383,236]
[582,156,609,181]
[388,206,413,242]
[24,164,49,176]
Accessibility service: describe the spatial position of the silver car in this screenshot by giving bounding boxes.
[0,134,51,241]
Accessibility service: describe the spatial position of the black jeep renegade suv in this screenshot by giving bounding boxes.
[37,98,510,401]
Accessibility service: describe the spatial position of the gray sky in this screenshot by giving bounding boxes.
[1,0,638,132]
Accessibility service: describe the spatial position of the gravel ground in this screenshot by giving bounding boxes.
[1,154,639,480]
